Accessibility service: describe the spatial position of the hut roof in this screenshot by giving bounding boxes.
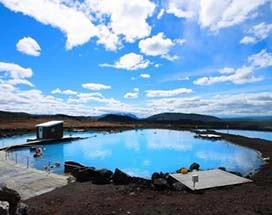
[36,120,64,127]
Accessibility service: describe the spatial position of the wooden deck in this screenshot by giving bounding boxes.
[170,169,252,190]
[0,151,68,200]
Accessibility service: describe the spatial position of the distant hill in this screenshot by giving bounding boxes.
[0,111,32,119]
[97,114,138,122]
[98,112,138,119]
[146,112,222,123]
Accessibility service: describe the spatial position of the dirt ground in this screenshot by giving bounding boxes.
[1,117,272,215]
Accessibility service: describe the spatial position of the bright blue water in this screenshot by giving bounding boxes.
[2,129,263,177]
[0,133,36,148]
[215,129,272,141]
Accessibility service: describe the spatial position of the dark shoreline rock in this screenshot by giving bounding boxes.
[64,161,85,173]
[0,185,21,215]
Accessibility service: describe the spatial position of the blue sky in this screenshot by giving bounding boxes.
[0,0,271,117]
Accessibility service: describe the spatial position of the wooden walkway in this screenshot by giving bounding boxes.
[170,169,252,190]
[0,151,68,200]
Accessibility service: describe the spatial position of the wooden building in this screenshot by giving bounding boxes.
[36,121,64,139]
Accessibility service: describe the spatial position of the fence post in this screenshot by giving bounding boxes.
[27,156,29,168]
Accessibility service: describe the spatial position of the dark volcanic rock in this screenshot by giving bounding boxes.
[112,168,132,185]
[71,167,96,182]
[0,201,9,215]
[92,169,113,185]
[151,172,171,190]
[131,177,151,188]
[189,162,200,171]
[16,202,28,215]
[171,182,187,191]
[152,178,168,191]
[64,161,85,173]
[0,185,21,215]
[218,167,226,171]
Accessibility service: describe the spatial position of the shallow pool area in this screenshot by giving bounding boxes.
[215,129,272,141]
[2,129,263,177]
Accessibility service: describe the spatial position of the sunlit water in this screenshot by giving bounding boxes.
[1,129,263,177]
[215,129,272,141]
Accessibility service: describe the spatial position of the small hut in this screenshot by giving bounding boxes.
[36,121,64,139]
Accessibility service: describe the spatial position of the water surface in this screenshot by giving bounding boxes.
[215,129,272,141]
[3,129,263,177]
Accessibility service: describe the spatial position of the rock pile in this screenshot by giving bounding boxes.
[65,161,202,191]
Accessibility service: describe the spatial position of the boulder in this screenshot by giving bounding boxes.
[64,161,85,173]
[189,162,200,171]
[92,169,113,185]
[0,186,21,215]
[0,201,9,215]
[152,178,168,191]
[16,202,28,215]
[71,167,96,182]
[171,182,187,191]
[131,177,151,188]
[151,172,161,182]
[112,168,131,185]
[151,172,171,190]
[218,167,226,171]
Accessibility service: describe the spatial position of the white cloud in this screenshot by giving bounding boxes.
[16,37,41,56]
[240,36,257,44]
[124,88,139,99]
[96,25,121,51]
[194,66,262,85]
[51,88,77,95]
[248,49,272,69]
[250,22,272,40]
[194,49,272,86]
[139,32,184,61]
[166,0,197,18]
[140,73,151,79]
[145,88,192,98]
[157,9,165,19]
[82,83,111,91]
[0,0,98,50]
[199,0,268,31]
[146,92,272,116]
[165,0,269,31]
[99,53,150,70]
[88,0,156,43]
[241,22,272,44]
[0,62,33,79]
[218,67,236,74]
[7,79,34,87]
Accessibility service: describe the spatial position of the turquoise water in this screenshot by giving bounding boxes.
[2,129,263,177]
[215,129,272,141]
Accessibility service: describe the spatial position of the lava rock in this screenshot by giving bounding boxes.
[64,161,85,173]
[218,167,226,171]
[171,182,187,191]
[0,201,9,215]
[92,169,113,185]
[189,162,200,171]
[152,178,168,191]
[131,177,151,188]
[16,202,28,215]
[71,167,96,182]
[112,168,131,185]
[0,185,21,215]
